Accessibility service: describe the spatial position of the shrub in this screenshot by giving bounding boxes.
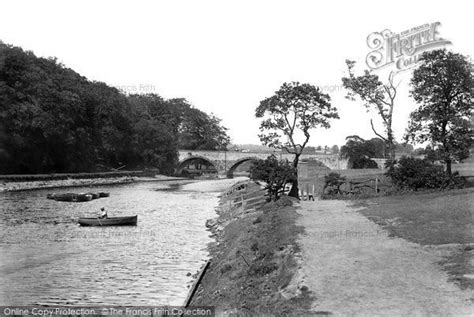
[352,157,378,169]
[385,156,465,190]
[323,172,346,195]
[249,155,296,201]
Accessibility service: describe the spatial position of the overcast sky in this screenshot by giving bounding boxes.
[1,0,472,147]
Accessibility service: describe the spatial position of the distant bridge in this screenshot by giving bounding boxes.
[177,150,349,177]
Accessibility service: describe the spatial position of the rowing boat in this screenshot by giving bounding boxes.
[78,215,137,226]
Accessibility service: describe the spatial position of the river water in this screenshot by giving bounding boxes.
[0,181,219,305]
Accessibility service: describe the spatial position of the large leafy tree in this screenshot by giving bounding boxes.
[255,82,339,198]
[0,42,229,174]
[128,94,179,173]
[339,136,380,169]
[0,44,102,172]
[178,107,230,151]
[342,61,398,159]
[406,49,473,175]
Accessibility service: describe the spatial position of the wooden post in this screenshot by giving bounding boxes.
[182,260,211,309]
[305,183,309,201]
[375,177,378,193]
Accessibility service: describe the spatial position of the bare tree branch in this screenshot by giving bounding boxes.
[370,119,388,141]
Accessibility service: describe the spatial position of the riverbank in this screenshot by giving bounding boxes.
[0,174,187,192]
[180,177,249,193]
[189,182,312,315]
[189,181,474,315]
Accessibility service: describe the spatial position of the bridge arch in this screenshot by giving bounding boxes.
[226,157,259,178]
[177,155,218,176]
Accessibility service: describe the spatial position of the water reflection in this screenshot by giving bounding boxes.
[0,181,218,305]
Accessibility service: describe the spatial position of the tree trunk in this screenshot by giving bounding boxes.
[288,154,300,199]
[288,180,299,198]
[442,124,451,176]
[387,128,395,160]
[446,159,452,176]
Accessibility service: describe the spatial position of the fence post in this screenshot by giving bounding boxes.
[375,177,378,193]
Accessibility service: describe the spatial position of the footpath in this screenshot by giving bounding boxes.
[295,200,474,316]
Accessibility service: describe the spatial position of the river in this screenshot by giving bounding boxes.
[0,181,219,305]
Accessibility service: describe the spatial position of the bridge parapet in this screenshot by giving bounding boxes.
[178,150,349,177]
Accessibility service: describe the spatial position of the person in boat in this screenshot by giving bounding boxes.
[98,207,108,219]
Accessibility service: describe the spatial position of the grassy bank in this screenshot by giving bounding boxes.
[353,188,474,289]
[190,187,312,315]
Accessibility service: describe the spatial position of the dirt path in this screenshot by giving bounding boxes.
[295,200,473,316]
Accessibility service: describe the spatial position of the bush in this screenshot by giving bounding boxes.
[385,156,465,190]
[352,157,378,169]
[249,155,296,201]
[323,172,346,195]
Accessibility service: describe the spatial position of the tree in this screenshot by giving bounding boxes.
[413,145,440,162]
[406,49,473,175]
[0,42,229,174]
[340,135,380,169]
[331,145,339,154]
[176,101,230,151]
[342,60,398,159]
[385,156,464,190]
[368,137,388,158]
[249,155,296,201]
[256,82,339,198]
[128,94,179,173]
[394,143,414,156]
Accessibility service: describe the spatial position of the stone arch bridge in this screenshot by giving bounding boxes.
[177,150,348,177]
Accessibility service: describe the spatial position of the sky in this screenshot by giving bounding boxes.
[1,0,472,147]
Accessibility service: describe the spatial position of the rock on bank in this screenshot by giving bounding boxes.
[190,182,312,315]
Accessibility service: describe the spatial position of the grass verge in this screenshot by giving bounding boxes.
[352,188,474,290]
